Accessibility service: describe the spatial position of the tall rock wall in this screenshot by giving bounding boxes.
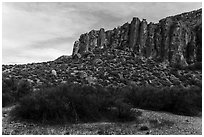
[129,17,140,52]
[72,8,202,67]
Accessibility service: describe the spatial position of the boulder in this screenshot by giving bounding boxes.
[93,58,103,65]
[51,70,57,77]
[86,76,97,85]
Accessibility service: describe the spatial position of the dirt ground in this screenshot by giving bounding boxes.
[2,106,202,135]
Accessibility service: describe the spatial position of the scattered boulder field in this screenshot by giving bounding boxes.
[2,48,202,91]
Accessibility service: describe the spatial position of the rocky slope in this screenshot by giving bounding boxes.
[2,9,202,90]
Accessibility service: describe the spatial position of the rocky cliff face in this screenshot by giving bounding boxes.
[2,9,202,90]
[72,8,202,67]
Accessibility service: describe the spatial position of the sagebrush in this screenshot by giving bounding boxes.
[9,82,202,123]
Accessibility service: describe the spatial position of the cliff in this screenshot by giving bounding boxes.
[2,9,202,90]
[72,8,202,67]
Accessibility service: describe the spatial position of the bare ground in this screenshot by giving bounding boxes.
[2,106,202,135]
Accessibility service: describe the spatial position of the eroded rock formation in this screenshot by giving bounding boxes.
[72,8,202,67]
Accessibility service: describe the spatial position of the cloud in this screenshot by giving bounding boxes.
[3,2,97,64]
[2,2,202,64]
[3,48,65,64]
[28,37,75,50]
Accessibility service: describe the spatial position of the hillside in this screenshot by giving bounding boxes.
[2,9,202,91]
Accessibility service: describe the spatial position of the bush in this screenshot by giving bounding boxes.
[11,83,201,124]
[15,79,32,101]
[125,85,202,116]
[2,93,15,107]
[12,84,135,123]
[2,78,17,107]
[2,78,32,107]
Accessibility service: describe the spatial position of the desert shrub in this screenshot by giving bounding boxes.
[11,82,201,123]
[15,80,32,100]
[2,78,32,107]
[13,86,78,123]
[113,98,135,121]
[2,77,17,93]
[2,78,17,107]
[169,86,202,115]
[12,84,135,123]
[125,85,202,116]
[2,93,15,107]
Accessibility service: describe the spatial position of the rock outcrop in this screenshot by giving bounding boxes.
[72,8,202,67]
[129,17,140,52]
[2,8,202,90]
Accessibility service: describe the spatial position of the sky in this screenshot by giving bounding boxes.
[2,2,202,64]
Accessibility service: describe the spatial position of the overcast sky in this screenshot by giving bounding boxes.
[2,2,202,64]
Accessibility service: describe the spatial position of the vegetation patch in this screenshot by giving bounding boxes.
[125,85,202,116]
[6,81,201,123]
[11,84,136,123]
[2,78,32,107]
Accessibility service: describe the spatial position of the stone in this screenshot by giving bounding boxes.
[72,53,81,59]
[169,74,181,85]
[78,33,89,55]
[186,33,197,64]
[3,69,12,74]
[111,27,121,49]
[170,21,189,67]
[88,30,98,51]
[118,73,124,80]
[51,70,57,77]
[146,22,157,58]
[196,25,202,62]
[129,17,140,52]
[78,71,87,79]
[138,19,148,56]
[97,28,106,49]
[146,131,150,135]
[86,76,97,85]
[93,59,103,66]
[27,79,34,84]
[72,40,80,56]
[159,17,174,61]
[119,22,130,50]
[154,24,162,59]
[61,81,67,84]
[64,131,70,135]
[105,30,113,47]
